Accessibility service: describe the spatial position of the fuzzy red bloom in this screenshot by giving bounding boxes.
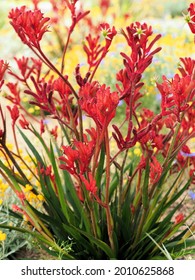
[79,82,119,129]
[24,76,55,114]
[100,0,110,15]
[59,134,95,175]
[40,119,45,135]
[174,213,184,225]
[189,168,195,184]
[149,156,162,185]
[83,34,104,69]
[178,57,195,77]
[12,204,24,214]
[7,105,19,126]
[75,64,91,86]
[116,22,161,112]
[0,60,9,89]
[6,82,21,105]
[73,139,95,174]
[19,114,30,129]
[157,74,195,121]
[15,190,25,205]
[9,6,50,49]
[186,3,195,34]
[40,165,55,184]
[100,23,117,53]
[64,0,90,32]
[59,146,79,175]
[53,76,72,98]
[9,57,42,83]
[80,172,97,194]
[75,185,84,202]
[120,22,161,77]
[50,125,58,140]
[40,165,52,176]
[138,156,146,170]
[13,56,30,81]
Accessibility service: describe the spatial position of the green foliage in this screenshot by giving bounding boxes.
[0,0,194,260]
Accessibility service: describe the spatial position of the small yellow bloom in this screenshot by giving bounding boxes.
[0,183,8,191]
[0,231,6,241]
[28,107,35,114]
[134,148,141,156]
[6,143,13,150]
[153,147,157,153]
[28,192,37,201]
[0,199,3,205]
[27,174,33,181]
[22,97,29,103]
[24,184,33,192]
[138,117,142,123]
[37,194,45,201]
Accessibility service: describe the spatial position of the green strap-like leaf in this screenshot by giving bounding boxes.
[49,141,70,222]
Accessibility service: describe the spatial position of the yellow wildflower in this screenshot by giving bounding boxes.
[0,231,6,241]
[28,107,35,114]
[37,194,45,201]
[24,184,33,192]
[134,148,142,156]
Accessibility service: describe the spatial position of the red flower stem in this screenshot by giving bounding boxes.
[92,127,101,176]
[78,106,84,142]
[89,53,105,83]
[168,131,195,163]
[27,45,80,139]
[104,128,115,252]
[29,45,54,73]
[38,48,79,99]
[163,122,181,166]
[110,149,124,165]
[105,128,110,204]
[127,82,135,137]
[92,123,109,176]
[118,149,128,219]
[12,124,20,155]
[60,30,72,75]
[36,48,80,139]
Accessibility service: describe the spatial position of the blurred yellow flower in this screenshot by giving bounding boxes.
[134,148,142,156]
[37,194,45,201]
[0,231,6,242]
